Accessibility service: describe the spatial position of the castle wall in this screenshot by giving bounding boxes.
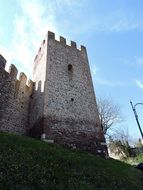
[31,32,106,154]
[0,31,107,155]
[0,55,33,134]
[28,39,47,137]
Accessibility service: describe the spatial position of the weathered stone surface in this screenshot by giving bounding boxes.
[0,32,107,156]
[0,55,33,134]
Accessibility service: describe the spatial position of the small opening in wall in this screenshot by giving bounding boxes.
[71,98,74,102]
[68,64,73,71]
[22,92,24,94]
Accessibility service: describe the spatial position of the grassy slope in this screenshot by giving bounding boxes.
[0,132,142,190]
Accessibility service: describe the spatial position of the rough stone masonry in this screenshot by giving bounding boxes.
[0,31,107,156]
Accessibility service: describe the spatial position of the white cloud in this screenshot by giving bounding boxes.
[10,0,58,77]
[91,64,99,76]
[55,0,82,6]
[6,0,143,79]
[135,57,143,66]
[108,17,143,32]
[118,56,143,67]
[95,78,125,87]
[86,9,143,33]
[136,80,143,89]
[10,0,84,78]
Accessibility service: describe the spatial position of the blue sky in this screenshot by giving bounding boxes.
[1,0,143,142]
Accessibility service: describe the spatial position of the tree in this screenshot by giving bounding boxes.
[97,97,123,135]
[108,128,132,158]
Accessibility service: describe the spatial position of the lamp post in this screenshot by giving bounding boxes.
[130,100,143,139]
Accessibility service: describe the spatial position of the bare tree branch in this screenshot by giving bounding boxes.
[97,96,123,135]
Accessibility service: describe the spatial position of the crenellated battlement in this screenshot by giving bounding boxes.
[47,31,86,51]
[0,54,33,90]
[34,31,87,63]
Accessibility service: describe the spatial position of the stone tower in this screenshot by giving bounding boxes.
[29,31,106,155]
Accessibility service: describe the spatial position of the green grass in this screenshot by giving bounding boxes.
[0,132,142,190]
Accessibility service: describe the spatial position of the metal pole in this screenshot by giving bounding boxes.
[130,100,143,139]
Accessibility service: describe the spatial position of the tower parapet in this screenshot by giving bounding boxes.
[34,31,87,63]
[47,31,87,51]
